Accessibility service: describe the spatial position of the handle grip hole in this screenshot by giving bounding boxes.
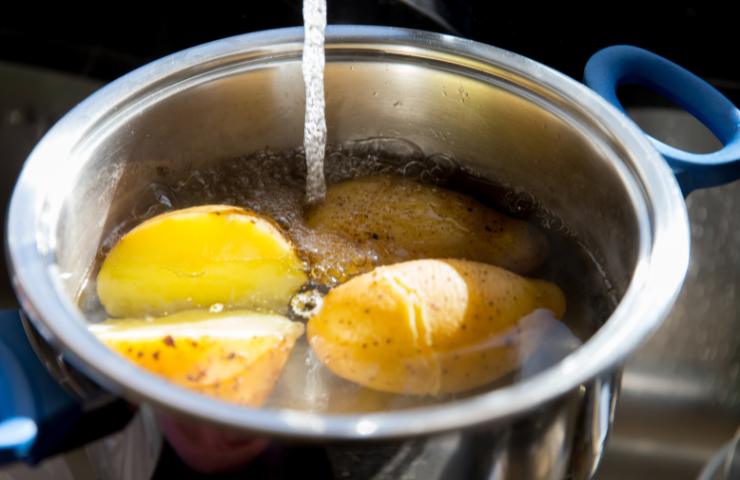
[618,84,723,154]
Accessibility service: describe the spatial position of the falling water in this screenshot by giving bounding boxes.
[302,0,328,205]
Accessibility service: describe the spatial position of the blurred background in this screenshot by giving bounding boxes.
[1,2,739,96]
[0,2,738,479]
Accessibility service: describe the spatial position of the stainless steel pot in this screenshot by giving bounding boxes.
[5,26,737,479]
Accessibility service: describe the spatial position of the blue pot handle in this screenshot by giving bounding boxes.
[584,45,740,194]
[0,310,81,464]
[0,336,37,462]
[0,309,134,464]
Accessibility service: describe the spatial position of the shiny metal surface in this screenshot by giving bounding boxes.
[0,61,101,309]
[326,388,585,480]
[20,311,117,411]
[697,428,740,480]
[4,27,692,479]
[597,109,740,480]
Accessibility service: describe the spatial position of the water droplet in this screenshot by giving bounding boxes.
[209,303,224,313]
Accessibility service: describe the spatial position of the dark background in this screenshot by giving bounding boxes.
[1,2,739,101]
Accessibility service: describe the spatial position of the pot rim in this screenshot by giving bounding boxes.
[6,26,690,440]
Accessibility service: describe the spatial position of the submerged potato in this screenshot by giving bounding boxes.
[97,205,307,318]
[307,259,565,395]
[91,309,304,406]
[305,175,548,283]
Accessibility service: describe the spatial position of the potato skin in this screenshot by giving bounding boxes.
[97,205,307,318]
[305,175,548,284]
[91,309,304,407]
[307,259,565,395]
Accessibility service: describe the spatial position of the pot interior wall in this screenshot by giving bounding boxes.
[55,53,639,312]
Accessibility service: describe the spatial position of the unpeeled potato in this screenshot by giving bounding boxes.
[90,309,304,406]
[97,205,307,318]
[304,175,548,284]
[307,259,565,395]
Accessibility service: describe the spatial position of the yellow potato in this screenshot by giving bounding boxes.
[90,309,304,406]
[305,175,548,284]
[307,259,565,395]
[97,205,307,318]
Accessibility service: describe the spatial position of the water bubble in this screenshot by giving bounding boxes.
[209,303,224,313]
[401,160,427,178]
[273,215,291,230]
[290,289,324,319]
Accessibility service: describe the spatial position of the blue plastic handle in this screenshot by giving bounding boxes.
[0,341,37,462]
[585,45,740,194]
[0,310,82,464]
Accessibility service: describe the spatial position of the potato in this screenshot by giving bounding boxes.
[97,205,307,318]
[307,259,565,395]
[90,309,304,406]
[305,175,548,284]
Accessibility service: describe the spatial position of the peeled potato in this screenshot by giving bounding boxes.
[307,259,565,395]
[97,205,307,318]
[90,309,304,406]
[305,175,548,284]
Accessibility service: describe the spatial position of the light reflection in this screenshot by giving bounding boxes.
[518,309,582,379]
[355,418,378,436]
[0,417,37,452]
[278,410,327,434]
